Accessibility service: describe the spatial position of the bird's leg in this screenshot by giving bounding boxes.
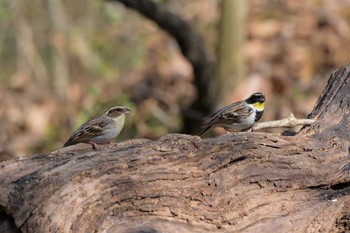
[106,141,113,147]
[224,127,237,135]
[89,141,98,150]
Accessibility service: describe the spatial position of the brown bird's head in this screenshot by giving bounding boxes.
[106,106,131,118]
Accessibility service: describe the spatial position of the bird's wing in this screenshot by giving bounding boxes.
[220,103,253,122]
[63,116,110,147]
[205,101,252,125]
[199,102,243,135]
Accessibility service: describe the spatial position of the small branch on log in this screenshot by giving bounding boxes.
[252,113,316,131]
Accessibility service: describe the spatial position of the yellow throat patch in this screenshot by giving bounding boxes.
[252,102,265,111]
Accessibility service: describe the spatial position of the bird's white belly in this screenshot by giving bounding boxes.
[91,119,124,143]
[92,129,118,143]
[224,110,256,131]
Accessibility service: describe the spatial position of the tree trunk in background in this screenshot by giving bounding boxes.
[217,0,247,105]
[1,64,350,232]
[48,0,69,100]
[112,0,216,134]
[11,1,49,89]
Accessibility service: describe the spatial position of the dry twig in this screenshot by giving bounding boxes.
[252,113,315,131]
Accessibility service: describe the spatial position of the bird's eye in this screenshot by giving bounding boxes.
[116,108,123,112]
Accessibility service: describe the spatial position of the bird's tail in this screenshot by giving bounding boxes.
[63,137,75,147]
[198,125,211,136]
[63,141,71,147]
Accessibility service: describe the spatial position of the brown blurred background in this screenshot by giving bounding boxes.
[1,0,350,158]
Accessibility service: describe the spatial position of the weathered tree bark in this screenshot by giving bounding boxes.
[1,64,350,232]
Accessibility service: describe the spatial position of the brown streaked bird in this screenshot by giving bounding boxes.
[198,93,265,136]
[63,106,131,149]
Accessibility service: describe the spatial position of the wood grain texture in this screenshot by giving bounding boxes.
[1,64,350,232]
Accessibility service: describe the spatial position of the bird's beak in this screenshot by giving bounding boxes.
[261,96,266,102]
[124,108,131,114]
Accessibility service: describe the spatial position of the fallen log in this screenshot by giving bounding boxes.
[1,64,350,232]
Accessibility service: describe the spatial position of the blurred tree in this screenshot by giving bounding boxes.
[11,1,50,90]
[48,0,69,100]
[217,0,247,105]
[110,0,215,134]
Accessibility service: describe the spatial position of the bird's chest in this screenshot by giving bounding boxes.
[246,110,256,124]
[236,111,256,129]
[224,110,256,131]
[93,119,124,143]
[255,110,263,122]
